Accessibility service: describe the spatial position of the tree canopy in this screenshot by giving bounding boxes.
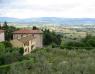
[1,21,18,41]
[43,29,62,47]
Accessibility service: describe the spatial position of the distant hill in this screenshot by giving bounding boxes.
[0,17,95,25]
[0,17,19,22]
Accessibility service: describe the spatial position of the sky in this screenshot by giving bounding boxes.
[0,0,95,18]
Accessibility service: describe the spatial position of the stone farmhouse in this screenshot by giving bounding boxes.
[0,30,5,42]
[11,29,43,55]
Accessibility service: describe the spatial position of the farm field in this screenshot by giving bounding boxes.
[62,28,95,42]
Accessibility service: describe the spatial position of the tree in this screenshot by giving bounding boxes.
[32,26,39,30]
[2,41,12,48]
[2,21,8,29]
[19,48,24,55]
[2,21,17,41]
[43,29,62,46]
[0,23,2,29]
[0,43,5,52]
[60,40,64,49]
[43,29,52,45]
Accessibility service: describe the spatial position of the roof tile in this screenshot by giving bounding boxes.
[0,30,4,33]
[13,29,43,34]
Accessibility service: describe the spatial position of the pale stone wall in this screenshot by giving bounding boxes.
[23,45,29,55]
[13,34,22,39]
[0,32,5,42]
[23,40,34,55]
[13,33,43,55]
[11,39,32,55]
[34,34,43,48]
[10,39,23,48]
[13,34,31,39]
[13,33,43,48]
[12,33,43,55]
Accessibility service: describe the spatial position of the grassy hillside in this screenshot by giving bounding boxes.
[1,48,95,74]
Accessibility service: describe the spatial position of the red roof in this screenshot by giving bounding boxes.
[13,29,43,34]
[0,30,4,33]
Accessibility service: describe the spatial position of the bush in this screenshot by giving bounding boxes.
[43,29,62,46]
[62,35,95,49]
[19,48,24,55]
[1,48,95,74]
[0,65,10,74]
[2,41,12,48]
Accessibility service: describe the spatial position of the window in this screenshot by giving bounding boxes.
[21,34,23,37]
[31,45,34,49]
[28,48,29,52]
[24,43,26,46]
[25,49,27,52]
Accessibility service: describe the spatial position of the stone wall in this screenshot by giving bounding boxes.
[34,34,43,48]
[0,32,5,42]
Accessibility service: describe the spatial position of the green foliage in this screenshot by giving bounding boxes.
[0,43,5,49]
[0,41,12,55]
[1,21,18,41]
[0,65,10,74]
[2,41,12,48]
[0,47,24,65]
[32,26,39,30]
[62,34,95,49]
[43,29,62,47]
[19,48,24,55]
[1,48,95,74]
[0,41,38,72]
[60,40,64,49]
[2,21,8,29]
[0,42,25,66]
[0,23,2,29]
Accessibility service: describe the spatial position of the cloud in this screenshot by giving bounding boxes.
[0,0,95,18]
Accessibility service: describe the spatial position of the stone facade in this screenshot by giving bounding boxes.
[11,29,43,55]
[11,37,35,55]
[0,30,5,42]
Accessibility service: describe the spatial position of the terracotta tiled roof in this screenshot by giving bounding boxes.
[13,29,43,34]
[0,30,4,33]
